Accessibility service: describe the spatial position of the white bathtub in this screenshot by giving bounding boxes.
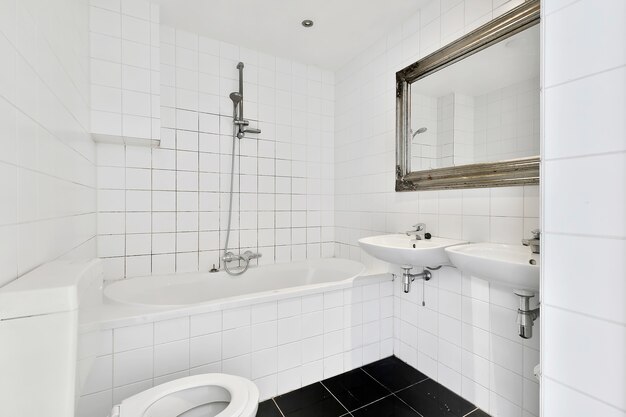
[104,258,366,308]
[80,258,392,412]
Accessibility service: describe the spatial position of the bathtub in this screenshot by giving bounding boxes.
[80,258,393,411]
[105,258,367,308]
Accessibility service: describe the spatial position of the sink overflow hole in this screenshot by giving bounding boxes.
[529,259,537,265]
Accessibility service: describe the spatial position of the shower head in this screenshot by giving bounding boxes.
[412,127,428,138]
[229,92,243,104]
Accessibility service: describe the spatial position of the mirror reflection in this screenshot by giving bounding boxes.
[410,25,540,171]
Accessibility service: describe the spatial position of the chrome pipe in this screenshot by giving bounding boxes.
[401,266,431,294]
[514,290,540,339]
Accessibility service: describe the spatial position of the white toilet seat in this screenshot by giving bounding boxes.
[110,374,259,417]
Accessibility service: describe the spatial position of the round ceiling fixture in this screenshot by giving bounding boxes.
[301,19,314,28]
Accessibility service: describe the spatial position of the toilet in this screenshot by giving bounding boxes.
[110,373,259,417]
[0,260,258,417]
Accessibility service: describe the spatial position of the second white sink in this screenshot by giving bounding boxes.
[358,234,467,267]
[445,243,539,290]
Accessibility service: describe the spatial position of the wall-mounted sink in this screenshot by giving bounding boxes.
[445,243,539,291]
[358,234,467,267]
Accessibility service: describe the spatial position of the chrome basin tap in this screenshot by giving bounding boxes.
[406,223,426,240]
[522,229,541,254]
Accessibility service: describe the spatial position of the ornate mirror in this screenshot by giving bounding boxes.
[396,0,540,191]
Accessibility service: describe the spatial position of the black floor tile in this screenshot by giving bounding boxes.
[396,379,476,417]
[351,395,422,417]
[274,382,347,417]
[323,368,391,411]
[257,400,283,417]
[466,409,489,416]
[363,356,428,392]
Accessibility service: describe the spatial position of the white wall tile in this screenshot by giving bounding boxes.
[0,0,96,287]
[543,306,626,411]
[113,347,153,386]
[544,0,626,87]
[114,323,153,352]
[154,317,190,344]
[544,153,625,238]
[82,355,113,395]
[154,339,189,376]
[542,1,626,411]
[190,333,221,368]
[544,67,626,159]
[543,378,626,417]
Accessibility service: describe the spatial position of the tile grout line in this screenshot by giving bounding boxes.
[386,375,431,417]
[270,398,286,417]
[319,381,352,415]
[262,357,488,417]
[341,393,395,415]
[390,391,426,417]
[361,364,428,417]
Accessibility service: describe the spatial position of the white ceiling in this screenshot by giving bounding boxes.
[153,0,430,70]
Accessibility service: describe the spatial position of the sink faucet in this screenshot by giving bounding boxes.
[522,229,541,254]
[406,223,426,240]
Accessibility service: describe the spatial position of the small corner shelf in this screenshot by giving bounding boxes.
[92,133,160,148]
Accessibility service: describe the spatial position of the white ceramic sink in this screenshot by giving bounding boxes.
[445,243,539,290]
[358,234,467,267]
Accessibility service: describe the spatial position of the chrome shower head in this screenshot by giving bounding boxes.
[229,92,243,104]
[412,127,428,138]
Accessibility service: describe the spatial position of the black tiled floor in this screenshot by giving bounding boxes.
[274,382,347,417]
[323,368,391,410]
[396,378,476,417]
[263,356,490,417]
[257,399,283,417]
[351,395,420,417]
[363,356,428,392]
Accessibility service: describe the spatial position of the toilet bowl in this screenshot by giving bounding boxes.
[110,374,259,417]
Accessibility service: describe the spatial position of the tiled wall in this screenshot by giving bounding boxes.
[0,0,96,287]
[89,0,161,140]
[97,27,336,279]
[410,93,439,170]
[449,93,472,167]
[77,279,393,416]
[392,264,540,416]
[334,0,540,416]
[542,0,626,416]
[474,77,540,163]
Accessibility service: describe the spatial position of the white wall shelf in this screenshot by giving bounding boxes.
[92,134,160,148]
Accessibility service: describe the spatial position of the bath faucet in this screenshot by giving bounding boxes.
[222,251,262,264]
[241,250,262,262]
[221,250,262,275]
[406,223,426,240]
[522,229,541,254]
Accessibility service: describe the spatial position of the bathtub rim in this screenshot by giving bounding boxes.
[103,257,367,309]
[86,264,390,331]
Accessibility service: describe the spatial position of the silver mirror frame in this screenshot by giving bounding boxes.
[396,0,540,192]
